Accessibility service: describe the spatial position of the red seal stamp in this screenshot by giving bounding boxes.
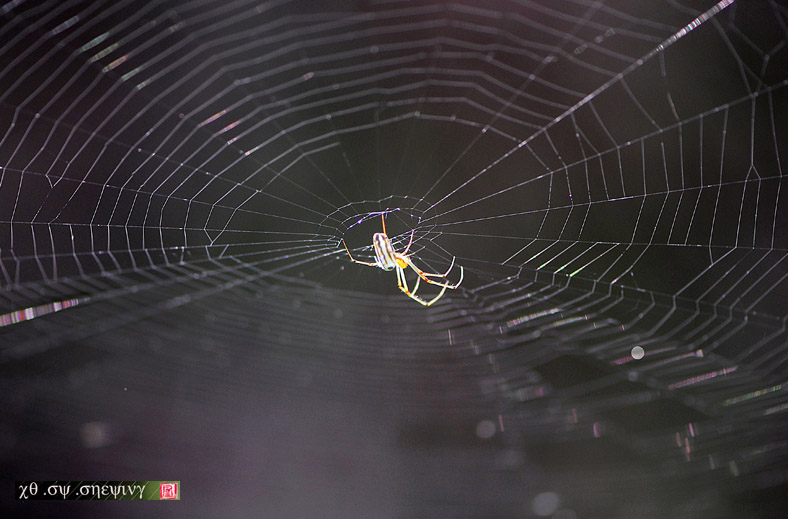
[160,482,178,500]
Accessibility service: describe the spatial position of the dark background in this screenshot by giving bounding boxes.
[1,1,787,517]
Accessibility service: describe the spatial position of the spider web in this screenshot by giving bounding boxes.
[2,0,787,517]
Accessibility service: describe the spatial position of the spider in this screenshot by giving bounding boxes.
[341,214,463,306]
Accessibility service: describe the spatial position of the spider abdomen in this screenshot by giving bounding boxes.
[372,232,397,270]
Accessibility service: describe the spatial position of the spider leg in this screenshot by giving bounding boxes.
[396,265,451,306]
[403,257,464,289]
[342,239,378,267]
[406,267,423,298]
[401,228,416,255]
[382,213,417,256]
[422,255,456,278]
[406,266,421,294]
[395,265,418,303]
[417,279,449,306]
[396,265,445,306]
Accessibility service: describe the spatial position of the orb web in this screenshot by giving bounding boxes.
[1,0,787,516]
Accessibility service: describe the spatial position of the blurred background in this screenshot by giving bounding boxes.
[1,0,787,517]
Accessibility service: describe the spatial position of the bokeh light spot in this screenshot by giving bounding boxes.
[475,419,496,439]
[532,491,560,516]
